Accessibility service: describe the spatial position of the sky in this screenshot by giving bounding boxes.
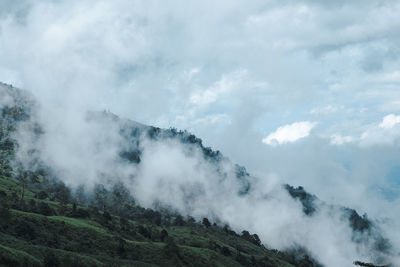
[1,0,400,252]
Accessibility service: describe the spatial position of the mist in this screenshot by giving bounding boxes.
[1,0,400,266]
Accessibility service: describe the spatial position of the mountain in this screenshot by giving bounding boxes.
[0,82,394,267]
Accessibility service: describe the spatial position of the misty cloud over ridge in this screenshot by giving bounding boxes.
[1,0,400,266]
[2,82,399,266]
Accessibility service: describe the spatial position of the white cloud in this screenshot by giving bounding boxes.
[379,114,400,129]
[330,134,354,145]
[189,70,247,108]
[358,114,400,146]
[262,121,316,145]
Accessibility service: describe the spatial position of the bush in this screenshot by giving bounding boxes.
[0,201,11,229]
[137,226,151,239]
[174,215,185,226]
[14,220,36,240]
[164,237,180,258]
[72,208,90,218]
[160,229,169,242]
[220,246,231,256]
[38,202,54,216]
[36,191,49,200]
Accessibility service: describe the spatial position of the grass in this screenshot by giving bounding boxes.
[48,216,108,235]
[1,172,299,267]
[0,233,104,266]
[0,244,41,266]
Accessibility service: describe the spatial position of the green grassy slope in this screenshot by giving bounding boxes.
[0,173,301,267]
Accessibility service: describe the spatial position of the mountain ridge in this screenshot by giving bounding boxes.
[0,82,394,266]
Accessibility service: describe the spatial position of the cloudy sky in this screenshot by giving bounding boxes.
[1,0,400,220]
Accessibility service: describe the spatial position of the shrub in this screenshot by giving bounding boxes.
[220,246,231,256]
[37,191,49,200]
[38,202,54,216]
[160,229,169,242]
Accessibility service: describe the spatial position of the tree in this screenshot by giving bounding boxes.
[160,229,169,242]
[14,220,36,240]
[38,202,54,216]
[202,217,211,228]
[164,237,180,258]
[17,170,30,205]
[174,215,185,226]
[117,237,127,258]
[241,230,251,240]
[102,211,112,223]
[154,211,162,226]
[0,201,11,230]
[138,226,151,239]
[74,185,87,205]
[28,199,37,213]
[94,184,108,211]
[220,246,231,256]
[37,191,49,200]
[54,182,71,204]
[111,182,130,215]
[187,216,196,225]
[252,234,261,246]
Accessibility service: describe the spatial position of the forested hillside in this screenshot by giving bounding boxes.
[0,82,391,267]
[0,83,320,266]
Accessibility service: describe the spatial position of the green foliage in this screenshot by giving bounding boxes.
[164,237,180,258]
[0,172,303,266]
[38,202,55,216]
[202,217,211,228]
[0,244,41,266]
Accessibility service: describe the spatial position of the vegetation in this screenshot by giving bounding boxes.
[0,172,318,266]
[1,83,384,266]
[0,85,319,266]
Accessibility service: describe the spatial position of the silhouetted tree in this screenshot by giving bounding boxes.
[94,184,108,211]
[55,183,71,204]
[160,229,169,242]
[202,217,211,228]
[74,185,87,205]
[174,215,185,226]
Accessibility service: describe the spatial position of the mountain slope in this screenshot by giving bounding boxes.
[0,82,394,267]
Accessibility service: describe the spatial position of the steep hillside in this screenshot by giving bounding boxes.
[0,173,313,266]
[0,83,319,266]
[0,82,393,267]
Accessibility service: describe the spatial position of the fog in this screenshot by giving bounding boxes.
[1,0,400,266]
